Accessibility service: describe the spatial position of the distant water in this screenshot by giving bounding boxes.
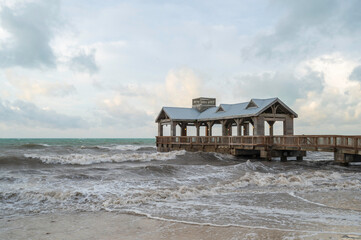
[1,138,360,235]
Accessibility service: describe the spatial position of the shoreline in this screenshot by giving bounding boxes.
[1,211,360,240]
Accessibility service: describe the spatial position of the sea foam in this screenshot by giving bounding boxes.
[97,144,156,151]
[24,150,186,165]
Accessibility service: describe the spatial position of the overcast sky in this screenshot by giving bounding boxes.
[0,0,361,138]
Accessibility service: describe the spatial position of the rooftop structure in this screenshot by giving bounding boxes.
[192,97,216,112]
[155,97,297,137]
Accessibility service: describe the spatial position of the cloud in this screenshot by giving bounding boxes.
[95,67,205,128]
[0,98,88,129]
[297,54,357,91]
[69,49,99,74]
[97,94,153,127]
[349,65,361,82]
[0,0,61,68]
[293,54,361,134]
[5,70,76,100]
[340,0,361,33]
[229,69,324,105]
[161,68,203,106]
[113,83,150,97]
[242,0,361,61]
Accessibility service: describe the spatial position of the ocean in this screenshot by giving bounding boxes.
[1,138,361,236]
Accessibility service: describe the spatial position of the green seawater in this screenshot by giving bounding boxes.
[0,138,155,148]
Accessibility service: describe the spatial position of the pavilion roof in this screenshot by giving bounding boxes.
[156,97,297,122]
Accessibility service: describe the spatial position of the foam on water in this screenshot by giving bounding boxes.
[3,160,359,208]
[235,170,342,188]
[1,139,361,235]
[121,209,361,236]
[96,144,156,151]
[24,150,186,165]
[288,192,328,207]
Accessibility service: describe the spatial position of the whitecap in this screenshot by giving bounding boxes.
[24,150,186,165]
[98,145,149,151]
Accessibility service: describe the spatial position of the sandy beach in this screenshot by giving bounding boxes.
[1,211,360,240]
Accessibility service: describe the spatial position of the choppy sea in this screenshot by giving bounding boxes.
[1,138,360,235]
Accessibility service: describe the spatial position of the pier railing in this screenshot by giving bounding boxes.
[156,135,361,152]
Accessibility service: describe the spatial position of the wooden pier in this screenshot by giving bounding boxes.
[155,97,361,165]
[156,135,361,165]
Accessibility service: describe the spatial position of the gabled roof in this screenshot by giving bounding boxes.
[246,100,258,109]
[155,97,297,122]
[216,106,225,112]
[219,104,232,111]
[155,107,199,122]
[198,98,279,120]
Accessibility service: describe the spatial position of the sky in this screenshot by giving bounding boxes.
[0,0,361,138]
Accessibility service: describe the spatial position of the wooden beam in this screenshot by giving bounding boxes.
[264,117,285,122]
[260,113,289,118]
[160,119,172,124]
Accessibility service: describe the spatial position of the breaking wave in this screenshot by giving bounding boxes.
[96,144,156,151]
[24,150,186,165]
[19,143,50,149]
[2,166,359,211]
[79,144,156,151]
[2,138,361,233]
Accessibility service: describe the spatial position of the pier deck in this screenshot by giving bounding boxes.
[156,135,361,165]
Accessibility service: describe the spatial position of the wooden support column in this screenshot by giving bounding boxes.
[221,120,233,136]
[181,126,187,136]
[158,122,163,136]
[221,120,227,136]
[235,119,243,136]
[170,121,177,136]
[252,116,265,136]
[243,123,249,136]
[227,123,232,136]
[195,123,201,136]
[283,115,294,135]
[207,121,214,136]
[205,125,209,136]
[267,121,275,136]
[179,122,187,136]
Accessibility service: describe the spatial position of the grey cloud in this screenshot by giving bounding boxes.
[97,102,153,127]
[113,85,150,97]
[0,99,88,129]
[47,84,76,97]
[69,50,99,74]
[349,65,361,82]
[100,110,153,128]
[0,0,60,68]
[231,69,324,105]
[242,0,360,61]
[341,0,361,32]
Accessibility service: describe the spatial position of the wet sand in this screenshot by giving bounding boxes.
[1,212,360,240]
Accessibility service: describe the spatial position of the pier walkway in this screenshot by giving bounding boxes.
[156,135,361,165]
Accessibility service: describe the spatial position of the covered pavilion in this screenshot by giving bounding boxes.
[155,97,297,137]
